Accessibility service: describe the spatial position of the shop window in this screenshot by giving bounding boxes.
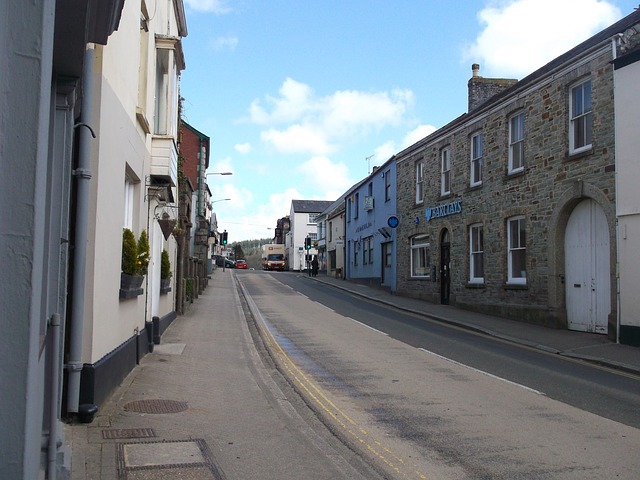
[411,235,430,278]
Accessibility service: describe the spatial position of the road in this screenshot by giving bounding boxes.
[235,270,640,480]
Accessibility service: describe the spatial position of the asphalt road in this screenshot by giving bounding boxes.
[236,270,640,480]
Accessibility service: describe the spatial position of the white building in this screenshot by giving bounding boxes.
[613,29,640,346]
[77,0,187,410]
[287,200,333,271]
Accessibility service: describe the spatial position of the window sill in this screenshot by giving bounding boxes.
[504,169,525,180]
[565,146,593,162]
[503,282,528,290]
[466,184,483,193]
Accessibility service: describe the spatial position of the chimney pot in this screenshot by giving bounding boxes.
[472,63,480,77]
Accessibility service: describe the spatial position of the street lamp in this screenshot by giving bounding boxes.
[211,198,231,204]
[206,171,233,177]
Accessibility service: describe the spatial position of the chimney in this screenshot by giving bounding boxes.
[468,63,518,112]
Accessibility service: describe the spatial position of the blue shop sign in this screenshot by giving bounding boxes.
[426,200,462,221]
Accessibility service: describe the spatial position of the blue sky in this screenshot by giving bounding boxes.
[180,0,638,242]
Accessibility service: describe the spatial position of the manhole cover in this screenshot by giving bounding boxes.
[123,399,188,414]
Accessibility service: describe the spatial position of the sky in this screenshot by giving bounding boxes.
[179,0,638,242]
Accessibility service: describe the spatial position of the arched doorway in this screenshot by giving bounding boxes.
[564,199,610,333]
[440,229,450,305]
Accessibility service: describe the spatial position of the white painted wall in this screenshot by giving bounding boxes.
[614,55,640,331]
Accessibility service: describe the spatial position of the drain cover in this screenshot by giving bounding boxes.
[123,399,188,414]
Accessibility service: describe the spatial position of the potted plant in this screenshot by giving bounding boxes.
[120,228,145,298]
[160,249,172,293]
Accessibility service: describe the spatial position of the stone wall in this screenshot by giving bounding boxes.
[395,48,617,328]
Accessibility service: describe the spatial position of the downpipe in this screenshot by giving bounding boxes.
[47,314,61,480]
[67,46,96,415]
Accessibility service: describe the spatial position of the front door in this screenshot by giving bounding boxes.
[440,230,451,305]
[565,199,610,333]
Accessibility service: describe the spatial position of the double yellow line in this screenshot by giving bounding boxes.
[252,299,429,480]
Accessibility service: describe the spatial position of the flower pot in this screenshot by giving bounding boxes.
[160,278,172,294]
[120,273,144,299]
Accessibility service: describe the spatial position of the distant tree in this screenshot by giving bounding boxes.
[233,244,245,260]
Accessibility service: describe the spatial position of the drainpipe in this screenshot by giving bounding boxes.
[611,33,623,344]
[47,314,61,480]
[67,47,96,414]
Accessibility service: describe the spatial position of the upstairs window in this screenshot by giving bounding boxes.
[570,79,592,154]
[384,170,391,202]
[470,133,483,187]
[509,112,525,173]
[354,193,359,219]
[441,147,451,195]
[415,162,424,204]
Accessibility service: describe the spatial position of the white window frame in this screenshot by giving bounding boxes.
[415,162,424,204]
[363,236,373,265]
[469,223,484,283]
[441,147,451,195]
[507,216,527,285]
[410,235,430,278]
[569,79,592,155]
[509,112,525,173]
[470,133,483,187]
[124,176,135,230]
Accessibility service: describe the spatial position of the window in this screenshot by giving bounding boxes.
[383,242,392,267]
[384,170,391,201]
[354,193,359,219]
[570,79,592,154]
[353,241,359,266]
[124,175,135,229]
[470,133,483,186]
[469,224,484,283]
[328,221,333,242]
[415,162,424,204]
[154,48,170,134]
[361,237,371,265]
[507,216,526,284]
[308,214,318,224]
[509,112,525,173]
[410,235,430,278]
[441,147,451,195]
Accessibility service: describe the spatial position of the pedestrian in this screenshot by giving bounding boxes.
[311,255,319,277]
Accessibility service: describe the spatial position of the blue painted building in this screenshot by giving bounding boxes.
[345,157,397,292]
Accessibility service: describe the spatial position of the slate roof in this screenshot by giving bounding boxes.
[291,199,334,214]
[395,8,640,160]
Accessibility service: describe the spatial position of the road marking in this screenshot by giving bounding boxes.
[348,318,389,336]
[239,283,430,480]
[418,348,546,396]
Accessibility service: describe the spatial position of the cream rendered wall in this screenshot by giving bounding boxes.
[614,56,640,332]
[85,0,181,362]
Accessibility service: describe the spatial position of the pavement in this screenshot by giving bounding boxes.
[66,270,640,479]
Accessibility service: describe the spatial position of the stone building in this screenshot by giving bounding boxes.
[395,10,640,339]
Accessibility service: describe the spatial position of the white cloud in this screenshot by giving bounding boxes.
[297,156,354,194]
[184,0,231,14]
[371,124,436,164]
[210,36,238,51]
[249,78,416,156]
[466,0,622,77]
[402,124,437,149]
[260,125,331,156]
[234,142,251,154]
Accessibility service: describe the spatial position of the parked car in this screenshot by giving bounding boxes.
[213,255,235,268]
[236,259,248,269]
